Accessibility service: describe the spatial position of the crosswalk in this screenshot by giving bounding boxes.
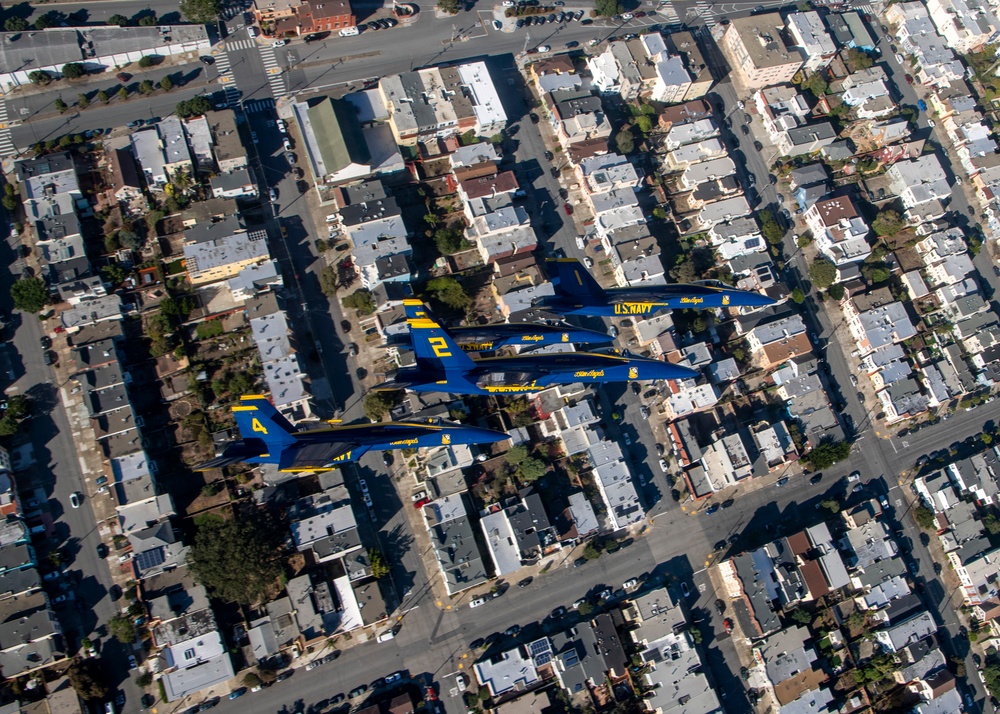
[258,45,287,98]
[0,100,17,157]
[693,0,716,27]
[212,51,242,107]
[852,3,875,14]
[224,38,257,52]
[243,98,276,114]
[658,3,681,26]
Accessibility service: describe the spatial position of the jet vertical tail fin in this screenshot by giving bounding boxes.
[231,395,298,454]
[545,259,606,301]
[407,317,477,373]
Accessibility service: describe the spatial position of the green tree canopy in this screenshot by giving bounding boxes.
[108,14,129,26]
[506,444,528,465]
[54,97,68,113]
[802,440,851,470]
[635,114,653,135]
[179,0,222,23]
[33,12,57,29]
[138,13,159,26]
[873,209,905,237]
[761,220,785,244]
[4,17,29,32]
[61,63,86,79]
[800,71,828,97]
[342,288,375,315]
[189,510,285,606]
[425,276,471,310]
[67,658,110,701]
[139,80,155,95]
[433,227,471,255]
[790,287,806,304]
[615,129,635,154]
[363,390,403,421]
[369,548,390,579]
[861,263,890,284]
[914,504,937,531]
[108,614,136,643]
[595,0,624,16]
[28,70,51,85]
[319,266,339,297]
[138,55,155,68]
[847,48,874,70]
[97,90,110,104]
[438,0,461,14]
[827,284,845,300]
[159,76,174,91]
[519,457,546,482]
[10,277,49,313]
[808,257,837,289]
[176,96,213,118]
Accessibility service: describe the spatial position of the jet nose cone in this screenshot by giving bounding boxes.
[475,427,511,443]
[734,290,777,307]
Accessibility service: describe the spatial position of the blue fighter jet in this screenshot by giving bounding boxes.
[399,299,612,351]
[374,306,699,395]
[196,395,509,472]
[534,259,776,317]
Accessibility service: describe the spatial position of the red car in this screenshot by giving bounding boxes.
[723,618,734,634]
[905,74,913,84]
[564,203,573,215]
[413,498,430,509]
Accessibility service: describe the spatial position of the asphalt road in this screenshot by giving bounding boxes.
[0,229,140,705]
[11,0,182,27]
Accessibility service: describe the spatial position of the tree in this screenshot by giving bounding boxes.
[827,284,845,300]
[179,0,222,24]
[983,663,1000,699]
[0,414,18,436]
[519,457,546,482]
[791,287,806,304]
[438,0,462,14]
[369,548,390,579]
[97,90,110,104]
[761,220,785,244]
[820,498,841,513]
[188,510,284,606]
[802,440,851,470]
[6,395,30,421]
[914,504,937,531]
[4,17,29,32]
[319,266,338,297]
[788,608,812,625]
[10,277,49,313]
[425,276,471,310]
[139,80,154,95]
[2,195,16,211]
[364,390,403,422]
[138,13,159,26]
[861,264,890,284]
[595,0,624,16]
[159,76,174,91]
[615,129,634,154]
[800,71,828,98]
[809,257,837,289]
[138,55,155,68]
[34,12,57,30]
[576,601,595,616]
[61,64,87,82]
[176,96,213,118]
[342,289,375,315]
[109,614,136,643]
[77,93,90,108]
[117,87,129,101]
[652,207,667,221]
[635,114,653,135]
[506,444,528,465]
[243,673,262,688]
[873,209,904,237]
[583,541,602,561]
[54,97,68,113]
[67,658,110,701]
[847,47,873,70]
[108,14,130,26]
[433,227,471,255]
[984,513,1000,535]
[28,70,51,86]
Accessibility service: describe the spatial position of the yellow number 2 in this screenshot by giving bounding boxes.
[252,418,268,435]
[428,337,452,358]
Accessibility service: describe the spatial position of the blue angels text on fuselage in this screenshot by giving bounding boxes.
[397,299,612,352]
[533,259,776,317]
[195,396,509,472]
[373,303,699,396]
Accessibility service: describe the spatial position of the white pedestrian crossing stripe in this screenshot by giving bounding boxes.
[0,100,17,157]
[225,38,256,52]
[213,49,242,105]
[243,98,276,113]
[258,45,287,98]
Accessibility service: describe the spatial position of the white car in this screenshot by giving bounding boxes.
[283,138,293,152]
[469,597,487,608]
[248,26,259,38]
[272,39,286,47]
[276,119,287,134]
[69,492,81,509]
[584,257,594,268]
[622,12,633,19]
[492,20,502,30]
[575,236,586,250]
[536,45,550,52]
[383,672,402,685]
[623,578,638,589]
[658,459,669,473]
[305,660,320,671]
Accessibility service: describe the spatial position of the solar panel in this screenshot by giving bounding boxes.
[534,652,552,666]
[529,639,550,657]
[134,548,165,573]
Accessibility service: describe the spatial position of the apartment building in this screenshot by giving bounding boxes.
[723,13,805,90]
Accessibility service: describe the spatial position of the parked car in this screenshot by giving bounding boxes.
[39,335,51,349]
[623,578,638,589]
[680,581,691,598]
[69,492,81,509]
[229,688,247,700]
[469,597,487,609]
[723,618,734,634]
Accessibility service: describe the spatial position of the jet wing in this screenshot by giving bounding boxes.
[278,441,367,471]
[193,441,266,471]
[474,369,551,388]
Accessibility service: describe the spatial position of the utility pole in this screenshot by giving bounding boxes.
[522,30,531,56]
[451,24,457,43]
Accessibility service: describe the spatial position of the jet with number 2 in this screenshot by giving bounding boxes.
[196,396,508,472]
[535,259,776,317]
[373,303,698,396]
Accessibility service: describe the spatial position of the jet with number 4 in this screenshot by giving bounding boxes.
[534,259,776,317]
[195,395,509,472]
[372,303,698,395]
[400,299,612,351]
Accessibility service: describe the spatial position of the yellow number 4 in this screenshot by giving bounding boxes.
[251,418,268,435]
[429,337,451,358]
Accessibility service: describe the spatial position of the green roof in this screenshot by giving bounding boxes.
[307,97,370,174]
